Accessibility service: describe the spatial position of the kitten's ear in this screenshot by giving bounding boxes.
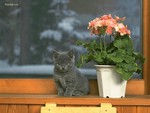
[52,50,59,59]
[68,49,74,58]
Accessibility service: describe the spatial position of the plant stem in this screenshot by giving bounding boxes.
[103,35,107,52]
[110,35,111,43]
[99,36,103,51]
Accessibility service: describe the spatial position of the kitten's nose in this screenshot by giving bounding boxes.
[62,66,65,70]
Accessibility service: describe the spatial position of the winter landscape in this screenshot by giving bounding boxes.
[0,0,142,78]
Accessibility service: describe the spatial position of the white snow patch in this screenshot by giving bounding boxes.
[0,60,10,68]
[40,29,62,42]
[10,8,21,15]
[58,17,80,32]
[51,0,69,6]
[0,65,96,78]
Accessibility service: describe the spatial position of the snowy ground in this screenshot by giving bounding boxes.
[0,60,141,79]
[0,62,96,78]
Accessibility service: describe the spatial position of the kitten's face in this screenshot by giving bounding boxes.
[53,50,75,72]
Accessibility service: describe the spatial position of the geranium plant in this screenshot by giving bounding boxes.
[76,14,144,80]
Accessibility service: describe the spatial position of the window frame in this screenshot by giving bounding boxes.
[143,0,150,94]
[0,0,149,95]
[125,0,150,95]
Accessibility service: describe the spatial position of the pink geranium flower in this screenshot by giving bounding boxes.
[115,16,125,22]
[106,26,113,35]
[88,14,131,37]
[100,14,113,20]
[115,23,131,36]
[88,18,99,28]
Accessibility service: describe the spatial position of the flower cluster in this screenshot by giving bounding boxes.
[88,14,131,37]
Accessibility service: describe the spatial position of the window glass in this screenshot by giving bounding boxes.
[0,0,142,78]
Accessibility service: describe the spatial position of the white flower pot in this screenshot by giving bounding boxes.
[95,65,127,98]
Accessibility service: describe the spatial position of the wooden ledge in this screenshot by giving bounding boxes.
[0,94,150,106]
[0,79,145,95]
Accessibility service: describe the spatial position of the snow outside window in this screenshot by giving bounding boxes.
[0,0,142,79]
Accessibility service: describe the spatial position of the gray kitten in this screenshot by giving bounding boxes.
[52,50,89,96]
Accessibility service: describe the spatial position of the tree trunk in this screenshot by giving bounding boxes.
[20,0,31,65]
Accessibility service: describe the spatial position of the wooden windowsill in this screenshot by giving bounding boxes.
[0,79,145,95]
[0,94,150,106]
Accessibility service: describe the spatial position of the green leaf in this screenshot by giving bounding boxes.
[77,54,90,67]
[114,38,133,50]
[76,40,84,46]
[93,52,104,64]
[76,40,90,50]
[94,55,103,63]
[107,53,123,63]
[133,52,145,64]
[121,72,133,80]
[116,66,133,80]
[124,56,135,63]
[107,49,126,63]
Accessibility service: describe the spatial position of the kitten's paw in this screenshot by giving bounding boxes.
[72,91,86,96]
[58,91,64,96]
[64,92,72,97]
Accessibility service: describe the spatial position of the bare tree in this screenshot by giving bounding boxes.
[19,0,31,65]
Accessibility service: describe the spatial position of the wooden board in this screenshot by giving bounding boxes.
[0,79,144,95]
[41,103,116,113]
